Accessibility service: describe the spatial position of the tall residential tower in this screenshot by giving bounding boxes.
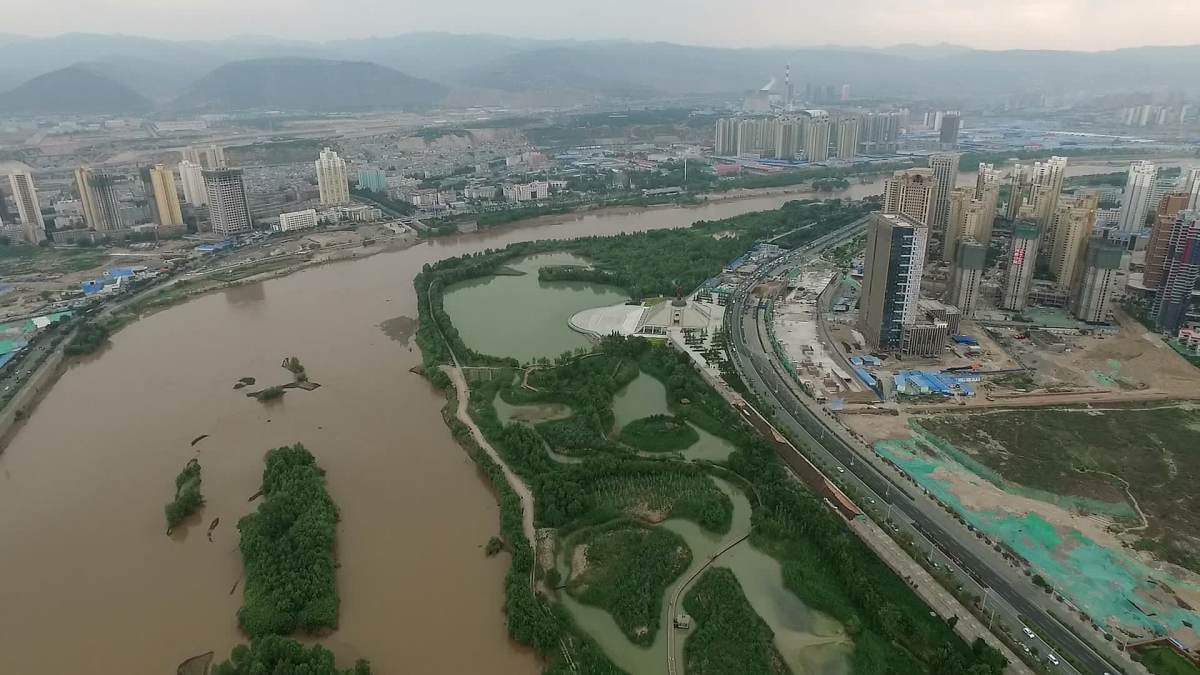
[5,169,46,243]
[203,168,252,236]
[315,147,350,206]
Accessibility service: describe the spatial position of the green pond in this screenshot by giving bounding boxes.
[556,477,852,675]
[613,371,737,462]
[441,253,628,363]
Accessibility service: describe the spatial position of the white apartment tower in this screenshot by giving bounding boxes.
[315,147,350,206]
[1027,156,1068,230]
[178,160,207,206]
[203,168,252,236]
[975,163,1002,244]
[943,187,990,264]
[183,144,226,170]
[1183,167,1200,212]
[883,168,937,227]
[801,110,831,162]
[928,152,960,234]
[6,170,46,244]
[1117,160,1157,237]
[835,117,858,160]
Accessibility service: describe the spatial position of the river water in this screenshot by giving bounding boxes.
[0,155,1184,674]
[0,191,828,675]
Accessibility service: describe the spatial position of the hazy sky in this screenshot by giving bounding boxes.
[9,0,1200,50]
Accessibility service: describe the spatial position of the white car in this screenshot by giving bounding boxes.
[1022,626,1035,639]
[1047,653,1060,666]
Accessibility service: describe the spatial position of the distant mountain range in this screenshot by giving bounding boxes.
[0,64,153,115]
[171,58,447,112]
[1,32,1199,115]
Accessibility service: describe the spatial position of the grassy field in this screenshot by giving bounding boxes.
[617,414,699,452]
[1134,646,1200,675]
[916,404,1200,573]
[0,244,108,276]
[566,520,691,646]
[682,567,790,675]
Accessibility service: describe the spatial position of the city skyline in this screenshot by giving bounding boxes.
[5,1,1200,50]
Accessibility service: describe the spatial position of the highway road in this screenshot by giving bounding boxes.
[724,219,1123,675]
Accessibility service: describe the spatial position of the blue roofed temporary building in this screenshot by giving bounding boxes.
[894,370,975,397]
[853,367,883,399]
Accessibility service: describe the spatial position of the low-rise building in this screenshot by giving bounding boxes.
[464,184,497,201]
[503,181,550,202]
[276,208,319,232]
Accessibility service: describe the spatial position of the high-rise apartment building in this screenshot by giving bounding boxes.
[75,167,125,232]
[1148,176,1181,216]
[1026,156,1068,230]
[1048,195,1097,289]
[6,170,46,244]
[950,240,987,317]
[178,160,206,206]
[928,152,959,235]
[938,111,961,147]
[315,147,350,206]
[1072,236,1124,324]
[1005,164,1027,222]
[182,144,226,170]
[148,164,183,226]
[975,163,1002,245]
[800,110,831,162]
[882,168,937,227]
[735,118,774,157]
[1154,211,1200,334]
[1144,193,1191,289]
[943,188,990,264]
[1000,221,1041,311]
[1117,160,1158,237]
[357,169,388,193]
[1183,167,1200,212]
[772,117,803,160]
[714,118,739,155]
[835,117,858,160]
[856,111,901,154]
[858,213,927,351]
[203,168,252,236]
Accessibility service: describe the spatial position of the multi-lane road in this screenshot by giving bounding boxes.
[724,218,1123,675]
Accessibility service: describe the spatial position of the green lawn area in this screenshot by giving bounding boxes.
[1135,646,1200,675]
[0,244,109,276]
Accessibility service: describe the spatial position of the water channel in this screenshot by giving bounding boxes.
[554,478,852,675]
[0,155,1185,673]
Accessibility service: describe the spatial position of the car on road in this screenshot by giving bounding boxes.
[1047,653,1060,666]
[837,466,845,473]
[1021,644,1031,655]
[1022,626,1036,639]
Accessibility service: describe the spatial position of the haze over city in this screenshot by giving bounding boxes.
[6,0,1200,49]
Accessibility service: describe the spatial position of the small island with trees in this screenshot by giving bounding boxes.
[165,458,204,532]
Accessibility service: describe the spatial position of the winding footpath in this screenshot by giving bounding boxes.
[443,364,537,549]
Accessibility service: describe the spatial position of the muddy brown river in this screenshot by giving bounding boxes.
[0,193,825,674]
[0,155,1185,674]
